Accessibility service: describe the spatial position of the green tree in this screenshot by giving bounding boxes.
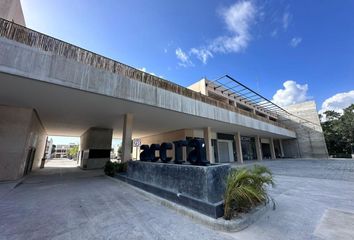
[68,145,79,159]
[321,104,354,157]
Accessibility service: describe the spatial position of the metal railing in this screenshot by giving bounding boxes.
[0,18,294,131]
[209,75,322,129]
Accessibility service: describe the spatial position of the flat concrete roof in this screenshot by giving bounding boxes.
[0,19,296,139]
[0,71,295,139]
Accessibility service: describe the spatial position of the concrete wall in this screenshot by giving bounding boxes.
[0,37,296,139]
[27,110,47,170]
[80,127,113,150]
[0,105,46,181]
[136,129,190,160]
[187,79,207,95]
[0,0,25,26]
[282,139,300,158]
[79,127,113,169]
[281,101,328,158]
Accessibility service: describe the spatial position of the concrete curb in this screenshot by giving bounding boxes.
[105,175,271,232]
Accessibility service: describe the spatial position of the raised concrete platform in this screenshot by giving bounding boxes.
[117,161,230,218]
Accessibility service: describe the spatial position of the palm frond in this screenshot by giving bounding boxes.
[223,165,275,220]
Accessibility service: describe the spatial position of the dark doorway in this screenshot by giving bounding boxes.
[261,143,271,159]
[241,137,257,160]
[24,147,36,176]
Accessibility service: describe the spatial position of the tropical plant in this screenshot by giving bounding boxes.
[104,161,116,177]
[68,145,79,159]
[320,104,354,157]
[104,161,128,177]
[224,165,275,220]
[116,162,128,172]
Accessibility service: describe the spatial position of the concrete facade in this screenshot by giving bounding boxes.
[0,105,46,181]
[122,113,133,162]
[281,101,329,158]
[0,15,329,180]
[0,33,295,139]
[0,0,25,26]
[187,79,328,160]
[135,129,192,161]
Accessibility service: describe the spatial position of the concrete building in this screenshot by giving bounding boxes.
[0,0,25,26]
[0,2,328,181]
[53,143,77,159]
[45,138,54,159]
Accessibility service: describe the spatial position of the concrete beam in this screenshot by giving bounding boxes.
[234,132,243,164]
[255,136,262,161]
[203,127,213,163]
[122,113,133,162]
[270,138,276,160]
[0,37,296,139]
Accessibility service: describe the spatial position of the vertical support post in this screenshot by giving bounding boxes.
[234,132,243,164]
[203,127,213,163]
[122,113,133,162]
[270,138,276,159]
[279,139,284,158]
[255,135,262,161]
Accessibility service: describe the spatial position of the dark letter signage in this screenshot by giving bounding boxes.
[140,138,210,166]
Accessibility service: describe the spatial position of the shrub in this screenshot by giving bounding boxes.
[104,161,128,176]
[116,162,128,173]
[224,165,275,220]
[104,161,116,177]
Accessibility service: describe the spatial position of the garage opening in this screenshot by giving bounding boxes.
[44,135,122,169]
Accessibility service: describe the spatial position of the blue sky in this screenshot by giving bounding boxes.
[21,0,354,144]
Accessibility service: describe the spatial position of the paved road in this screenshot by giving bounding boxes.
[0,159,354,240]
[0,160,233,240]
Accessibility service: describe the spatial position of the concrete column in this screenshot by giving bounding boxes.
[203,127,213,163]
[255,136,262,161]
[279,139,284,157]
[80,127,113,169]
[234,132,243,164]
[122,113,133,162]
[270,138,276,159]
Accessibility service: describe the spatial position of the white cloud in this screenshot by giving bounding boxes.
[272,80,309,107]
[190,48,213,64]
[175,48,193,67]
[176,1,256,65]
[282,12,291,30]
[319,90,354,114]
[290,37,302,47]
[209,1,256,54]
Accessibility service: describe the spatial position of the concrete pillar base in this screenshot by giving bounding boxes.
[203,127,213,163]
[122,113,133,162]
[80,127,113,169]
[270,138,276,160]
[255,135,262,161]
[234,132,243,163]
